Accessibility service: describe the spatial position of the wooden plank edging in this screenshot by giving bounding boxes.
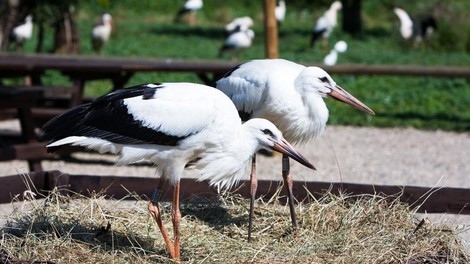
[0,171,468,215]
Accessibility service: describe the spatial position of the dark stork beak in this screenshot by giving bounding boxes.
[327,84,375,115]
[272,138,316,170]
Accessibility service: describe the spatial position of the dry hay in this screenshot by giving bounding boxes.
[0,185,468,264]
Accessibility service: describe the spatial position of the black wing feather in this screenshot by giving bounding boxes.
[310,28,326,47]
[41,83,189,150]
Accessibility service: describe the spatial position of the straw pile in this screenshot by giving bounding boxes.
[1,186,468,263]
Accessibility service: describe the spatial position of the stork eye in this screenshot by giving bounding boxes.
[261,129,274,137]
[319,77,329,83]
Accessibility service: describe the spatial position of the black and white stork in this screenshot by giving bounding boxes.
[216,59,375,241]
[393,7,437,43]
[11,15,33,51]
[174,0,203,25]
[310,1,342,49]
[275,0,286,25]
[41,82,315,260]
[91,13,113,54]
[323,40,348,66]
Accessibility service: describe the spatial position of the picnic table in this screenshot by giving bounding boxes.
[0,54,238,172]
[0,86,48,171]
[0,53,237,106]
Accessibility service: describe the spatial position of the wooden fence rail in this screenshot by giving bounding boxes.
[322,64,470,78]
[1,54,470,82]
[1,170,468,215]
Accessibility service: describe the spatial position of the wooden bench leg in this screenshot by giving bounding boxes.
[17,107,43,172]
[70,78,85,107]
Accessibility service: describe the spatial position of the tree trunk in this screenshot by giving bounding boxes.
[0,0,20,50]
[53,7,79,54]
[341,0,362,36]
[35,21,44,52]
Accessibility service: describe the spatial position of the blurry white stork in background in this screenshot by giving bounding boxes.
[41,82,315,260]
[91,13,113,54]
[275,0,286,25]
[323,40,348,66]
[220,16,255,61]
[393,7,437,43]
[11,15,33,51]
[310,1,342,49]
[225,16,254,34]
[216,59,375,241]
[174,0,203,25]
[219,27,255,61]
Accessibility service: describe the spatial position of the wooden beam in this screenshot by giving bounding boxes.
[1,172,468,215]
[318,63,470,78]
[263,0,279,58]
[1,54,470,78]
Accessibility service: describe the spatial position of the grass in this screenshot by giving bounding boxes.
[1,187,468,263]
[6,1,470,131]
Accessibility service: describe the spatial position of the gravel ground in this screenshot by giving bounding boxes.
[1,119,469,249]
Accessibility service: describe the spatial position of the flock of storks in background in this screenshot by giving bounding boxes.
[11,0,438,65]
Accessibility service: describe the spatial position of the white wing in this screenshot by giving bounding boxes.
[216,59,305,118]
[123,83,222,138]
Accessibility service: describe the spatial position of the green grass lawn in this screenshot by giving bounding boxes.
[12,1,470,131]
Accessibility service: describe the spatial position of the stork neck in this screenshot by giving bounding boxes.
[287,75,329,143]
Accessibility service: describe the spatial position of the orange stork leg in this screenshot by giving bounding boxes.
[172,179,182,259]
[247,155,257,242]
[148,179,180,259]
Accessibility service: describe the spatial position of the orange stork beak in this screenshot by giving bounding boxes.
[272,138,316,170]
[327,84,375,115]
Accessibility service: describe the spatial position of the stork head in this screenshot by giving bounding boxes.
[296,67,375,115]
[331,1,342,11]
[102,13,113,27]
[244,119,316,170]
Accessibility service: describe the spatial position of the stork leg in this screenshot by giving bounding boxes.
[172,179,182,259]
[147,179,177,259]
[282,154,298,231]
[248,155,257,242]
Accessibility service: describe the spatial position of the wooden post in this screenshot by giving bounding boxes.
[263,0,278,58]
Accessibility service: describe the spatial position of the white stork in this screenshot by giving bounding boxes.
[11,15,33,51]
[216,59,374,241]
[275,0,286,25]
[225,16,254,34]
[393,7,437,43]
[91,13,113,54]
[41,82,315,260]
[174,0,203,25]
[310,1,342,48]
[323,40,348,66]
[218,28,255,61]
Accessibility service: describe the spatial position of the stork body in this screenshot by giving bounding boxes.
[225,16,254,34]
[311,1,342,48]
[216,59,374,241]
[11,15,33,51]
[175,0,203,25]
[41,82,315,260]
[275,0,286,25]
[323,40,348,66]
[219,28,255,61]
[393,7,437,43]
[91,13,113,54]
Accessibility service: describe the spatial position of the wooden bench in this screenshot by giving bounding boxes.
[0,86,51,171]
